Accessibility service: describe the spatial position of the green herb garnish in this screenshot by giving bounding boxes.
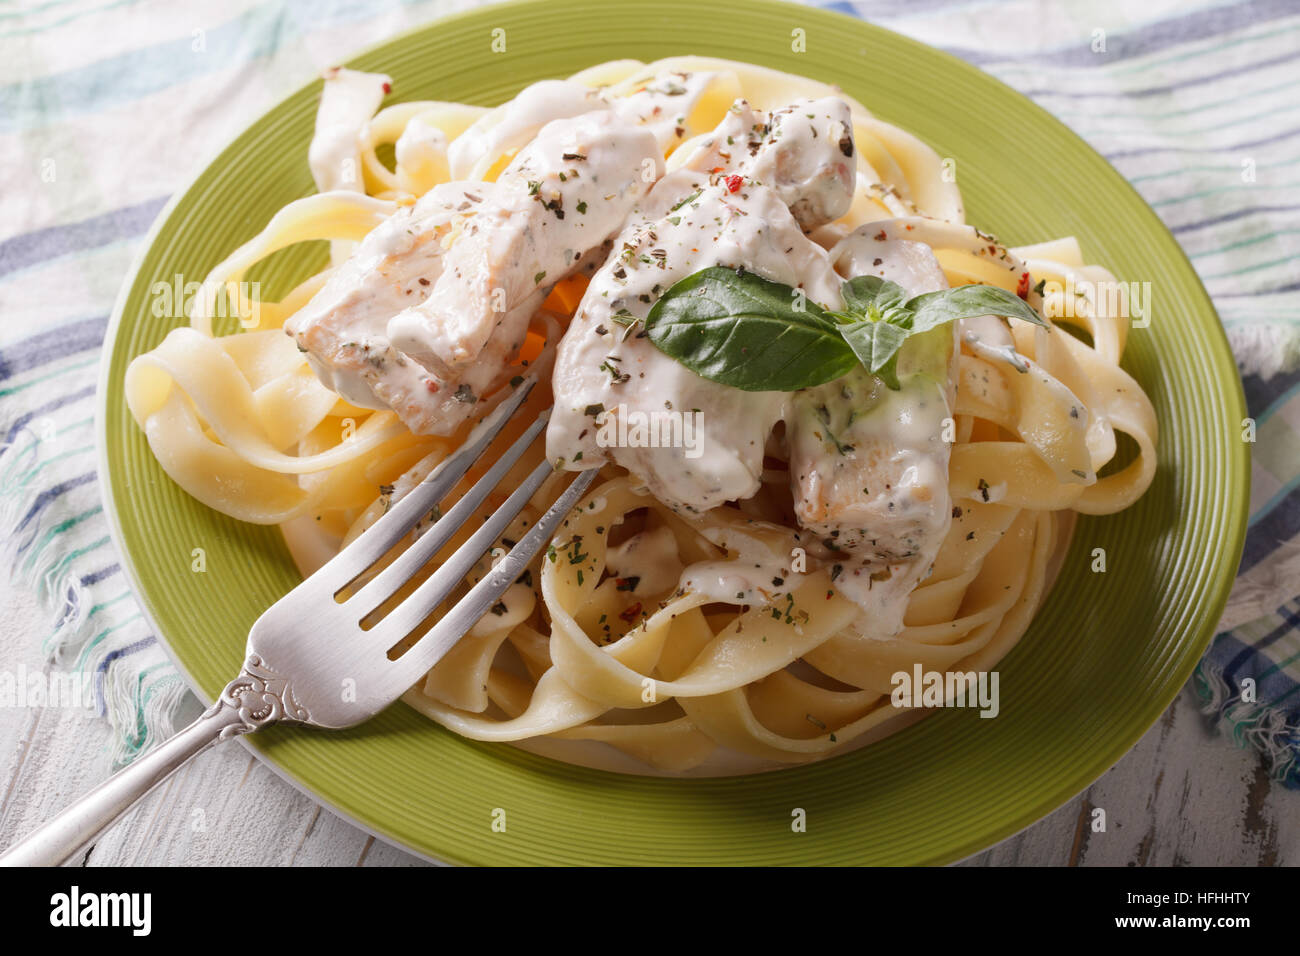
[644,267,1047,391]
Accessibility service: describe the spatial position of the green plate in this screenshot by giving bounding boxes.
[98,0,1248,865]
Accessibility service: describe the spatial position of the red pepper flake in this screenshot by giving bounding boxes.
[425,380,439,393]
[905,223,914,230]
[725,174,743,193]
[1016,271,1031,300]
[711,166,725,174]
[874,229,887,241]
[382,81,392,94]
[619,602,643,623]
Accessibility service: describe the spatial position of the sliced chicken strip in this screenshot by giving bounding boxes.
[546,114,857,515]
[608,70,738,154]
[657,97,855,229]
[547,181,842,514]
[445,71,730,180]
[747,98,856,228]
[387,111,663,381]
[784,227,957,612]
[447,80,604,180]
[285,182,492,434]
[293,70,737,432]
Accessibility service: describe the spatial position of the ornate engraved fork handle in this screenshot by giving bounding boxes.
[0,655,309,867]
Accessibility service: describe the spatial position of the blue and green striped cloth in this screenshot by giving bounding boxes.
[1,0,1297,781]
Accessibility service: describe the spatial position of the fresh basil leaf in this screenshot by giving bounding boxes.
[878,304,914,328]
[840,275,908,315]
[906,283,1047,334]
[644,266,858,391]
[838,318,907,390]
[873,354,902,392]
[643,266,1046,395]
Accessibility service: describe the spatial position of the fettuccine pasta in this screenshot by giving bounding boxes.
[125,57,1156,775]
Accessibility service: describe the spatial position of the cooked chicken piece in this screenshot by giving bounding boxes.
[447,80,604,179]
[655,96,855,229]
[747,98,856,228]
[784,228,956,574]
[608,70,739,154]
[447,72,736,180]
[386,111,664,380]
[546,101,856,514]
[293,70,748,434]
[285,182,496,435]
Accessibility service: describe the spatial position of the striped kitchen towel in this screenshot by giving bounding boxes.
[1,0,1297,781]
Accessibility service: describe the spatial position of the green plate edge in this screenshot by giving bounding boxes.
[96,0,1249,866]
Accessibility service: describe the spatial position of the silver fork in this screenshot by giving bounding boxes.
[0,380,594,866]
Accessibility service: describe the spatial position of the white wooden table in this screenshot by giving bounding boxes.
[1,576,1293,866]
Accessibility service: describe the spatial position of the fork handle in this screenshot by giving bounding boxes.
[0,656,291,867]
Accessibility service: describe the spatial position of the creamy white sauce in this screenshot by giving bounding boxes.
[546,99,853,515]
[287,182,493,432]
[294,70,971,624]
[395,117,449,194]
[308,67,391,193]
[779,228,958,626]
[605,525,681,597]
[608,70,726,153]
[449,71,732,180]
[388,110,663,379]
[677,521,806,605]
[447,80,604,180]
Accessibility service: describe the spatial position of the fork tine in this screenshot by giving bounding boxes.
[367,456,554,647]
[294,377,537,598]
[347,408,550,616]
[376,467,598,697]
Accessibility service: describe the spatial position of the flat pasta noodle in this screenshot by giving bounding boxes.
[124,56,1157,774]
